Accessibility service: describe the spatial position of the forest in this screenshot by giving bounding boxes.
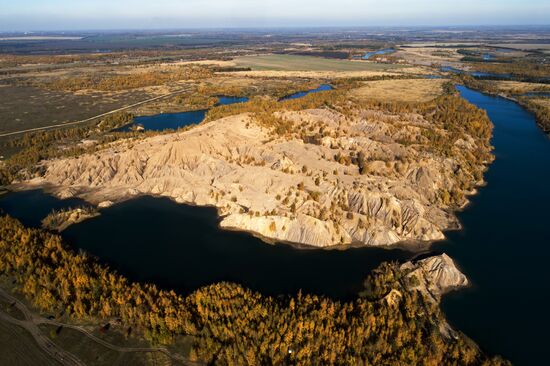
[36,65,213,92]
[0,215,509,365]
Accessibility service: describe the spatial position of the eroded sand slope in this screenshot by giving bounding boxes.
[25,104,488,248]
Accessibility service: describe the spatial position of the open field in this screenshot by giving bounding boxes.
[233,54,405,71]
[0,282,190,366]
[39,324,181,366]
[351,78,448,102]
[395,46,464,65]
[488,81,550,93]
[0,319,61,366]
[0,86,154,135]
[39,324,121,365]
[221,69,411,78]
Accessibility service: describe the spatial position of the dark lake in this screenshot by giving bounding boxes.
[0,191,412,299]
[1,85,548,365]
[433,86,550,365]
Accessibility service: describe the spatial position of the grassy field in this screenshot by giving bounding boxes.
[0,85,152,135]
[0,297,26,321]
[351,78,448,102]
[488,81,550,93]
[39,324,182,366]
[233,54,404,71]
[0,319,60,366]
[39,324,121,365]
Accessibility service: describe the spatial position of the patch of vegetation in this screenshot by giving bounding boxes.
[470,60,550,82]
[0,318,59,366]
[0,112,182,185]
[458,75,550,134]
[518,97,550,133]
[41,206,99,232]
[39,66,213,92]
[233,54,405,72]
[0,215,509,365]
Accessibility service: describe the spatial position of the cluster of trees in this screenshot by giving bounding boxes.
[0,127,91,185]
[457,74,550,135]
[0,112,152,185]
[204,87,347,127]
[472,60,550,81]
[41,205,98,232]
[42,66,213,92]
[0,53,117,68]
[96,112,134,130]
[0,215,194,344]
[0,215,510,365]
[518,97,550,134]
[417,93,493,205]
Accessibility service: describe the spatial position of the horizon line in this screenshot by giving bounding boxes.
[2,24,550,33]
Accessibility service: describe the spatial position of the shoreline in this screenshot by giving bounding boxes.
[4,178,486,255]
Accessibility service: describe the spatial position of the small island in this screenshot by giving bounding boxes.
[41,206,99,232]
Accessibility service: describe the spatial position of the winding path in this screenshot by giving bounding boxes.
[0,288,84,366]
[0,287,198,365]
[0,87,193,138]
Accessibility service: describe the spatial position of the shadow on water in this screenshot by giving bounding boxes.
[0,191,412,301]
[0,189,89,227]
[433,86,550,365]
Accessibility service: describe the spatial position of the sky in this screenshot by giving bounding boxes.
[1,0,549,31]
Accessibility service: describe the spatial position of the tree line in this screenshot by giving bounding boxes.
[0,215,509,365]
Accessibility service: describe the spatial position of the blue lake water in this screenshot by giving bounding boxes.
[470,71,512,79]
[433,86,550,366]
[441,66,512,80]
[128,109,207,132]
[119,96,248,132]
[441,66,464,74]
[278,84,333,101]
[493,47,515,53]
[362,48,395,60]
[122,85,333,132]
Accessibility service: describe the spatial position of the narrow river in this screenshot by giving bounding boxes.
[434,86,550,365]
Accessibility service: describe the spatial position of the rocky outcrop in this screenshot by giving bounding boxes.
[220,213,347,247]
[41,207,99,232]
[401,253,468,303]
[21,104,488,248]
